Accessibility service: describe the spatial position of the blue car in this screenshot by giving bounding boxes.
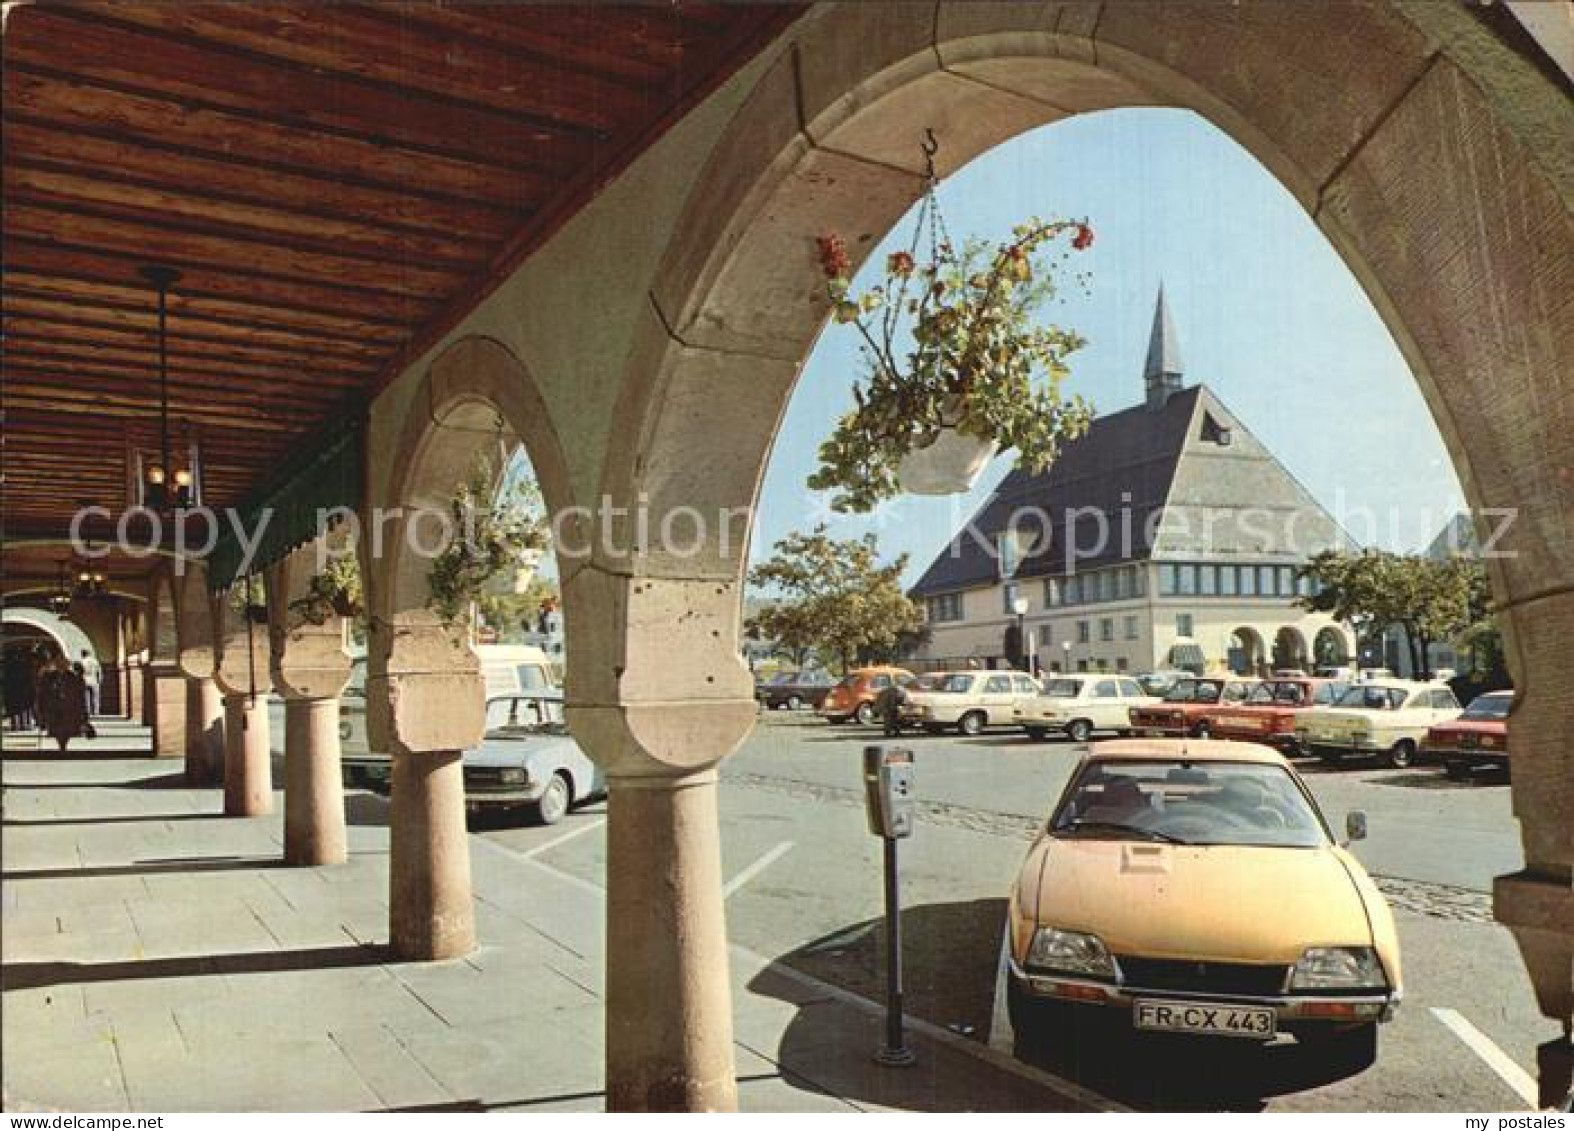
[462,694,604,825]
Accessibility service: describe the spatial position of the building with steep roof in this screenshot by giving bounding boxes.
[909,289,1356,677]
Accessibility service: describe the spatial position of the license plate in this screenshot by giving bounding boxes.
[1133,999,1276,1039]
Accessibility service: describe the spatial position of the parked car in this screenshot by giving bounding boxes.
[1014,674,1159,743]
[1294,680,1463,767]
[341,645,562,789]
[1006,740,1401,1066]
[756,670,835,711]
[1127,676,1260,738]
[462,694,604,825]
[817,666,915,725]
[903,670,1040,735]
[1136,670,1192,696]
[1206,677,1351,755]
[1422,690,1512,780]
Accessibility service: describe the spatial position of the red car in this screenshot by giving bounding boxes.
[1423,690,1512,779]
[1127,676,1260,738]
[1206,677,1352,754]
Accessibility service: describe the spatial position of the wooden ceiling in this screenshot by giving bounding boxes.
[1,1,801,549]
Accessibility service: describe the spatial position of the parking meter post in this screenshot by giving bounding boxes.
[864,744,916,1066]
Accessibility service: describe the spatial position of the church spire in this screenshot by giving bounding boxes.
[1144,284,1185,410]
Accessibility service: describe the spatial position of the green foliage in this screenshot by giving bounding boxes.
[476,575,560,642]
[809,219,1096,512]
[288,554,363,627]
[746,525,925,673]
[427,456,550,628]
[1297,549,1487,676]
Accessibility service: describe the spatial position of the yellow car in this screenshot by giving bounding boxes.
[1007,740,1401,1063]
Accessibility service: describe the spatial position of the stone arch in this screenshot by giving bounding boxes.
[1272,626,1310,672]
[1,607,96,667]
[620,2,1571,1095]
[366,334,574,961]
[1229,626,1267,676]
[1314,625,1353,667]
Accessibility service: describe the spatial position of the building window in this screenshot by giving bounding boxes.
[1065,575,1082,606]
[1116,657,1129,672]
[1076,659,1089,673]
[1176,613,1195,637]
[1043,579,1060,607]
[1258,565,1275,596]
[1077,620,1090,644]
[1278,566,1296,597]
[1240,565,1257,596]
[1100,618,1114,642]
[1002,582,1021,616]
[1124,615,1139,640]
[1220,565,1238,597]
[928,593,963,623]
[1158,564,1178,596]
[1100,571,1115,602]
[1200,564,1218,596]
[1296,572,1314,598]
[1178,564,1198,596]
[1039,623,1052,646]
[1134,567,1147,596]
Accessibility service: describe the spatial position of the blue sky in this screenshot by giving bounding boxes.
[751,108,1466,582]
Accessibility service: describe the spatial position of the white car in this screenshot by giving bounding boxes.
[462,693,604,825]
[904,670,1040,735]
[1294,680,1463,768]
[1014,675,1160,743]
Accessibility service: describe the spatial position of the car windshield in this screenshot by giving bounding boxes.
[1336,685,1409,710]
[1041,679,1082,698]
[769,673,800,685]
[938,674,974,693]
[1461,694,1512,721]
[1247,681,1307,705]
[1162,679,1224,703]
[484,696,568,738]
[1051,759,1328,848]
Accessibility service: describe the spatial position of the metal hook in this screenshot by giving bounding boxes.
[919,128,939,181]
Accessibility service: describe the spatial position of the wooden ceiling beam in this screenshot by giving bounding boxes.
[6,166,490,271]
[3,120,521,243]
[3,239,430,326]
[6,11,606,171]
[3,69,555,210]
[4,344,372,394]
[63,4,657,133]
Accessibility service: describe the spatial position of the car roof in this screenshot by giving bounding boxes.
[1080,738,1290,766]
[1472,690,1514,701]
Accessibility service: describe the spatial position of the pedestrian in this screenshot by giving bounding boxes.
[37,655,88,754]
[79,648,102,717]
[878,680,906,737]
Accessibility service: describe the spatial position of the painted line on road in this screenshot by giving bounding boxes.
[987,920,1015,1053]
[514,850,1126,1113]
[520,817,607,860]
[723,841,794,899]
[1431,1007,1539,1108]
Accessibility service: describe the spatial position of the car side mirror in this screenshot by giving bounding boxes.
[1345,810,1368,843]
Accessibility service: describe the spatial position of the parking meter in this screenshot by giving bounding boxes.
[864,746,915,839]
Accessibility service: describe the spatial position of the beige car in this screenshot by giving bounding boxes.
[1294,680,1463,768]
[905,670,1040,735]
[1014,674,1160,743]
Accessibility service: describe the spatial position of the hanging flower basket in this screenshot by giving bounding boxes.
[288,555,364,627]
[426,455,550,628]
[807,133,1097,513]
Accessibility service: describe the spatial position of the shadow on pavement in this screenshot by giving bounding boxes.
[2,854,285,882]
[1,942,387,991]
[1011,1014,1377,1112]
[2,812,221,828]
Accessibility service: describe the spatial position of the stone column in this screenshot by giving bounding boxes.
[283,697,347,865]
[388,749,473,956]
[184,676,223,786]
[565,571,755,1113]
[142,663,187,758]
[219,692,271,816]
[266,548,356,867]
[367,615,483,961]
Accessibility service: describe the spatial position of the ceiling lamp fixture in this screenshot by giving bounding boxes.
[132,265,203,512]
[48,559,72,615]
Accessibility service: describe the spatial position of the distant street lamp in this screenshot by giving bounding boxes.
[1011,596,1029,670]
[1061,639,1072,674]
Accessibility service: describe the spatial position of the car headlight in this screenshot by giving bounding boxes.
[499,767,527,786]
[1026,928,1116,979]
[1290,946,1386,990]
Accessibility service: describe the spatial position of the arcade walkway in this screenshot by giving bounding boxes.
[0,736,1104,1113]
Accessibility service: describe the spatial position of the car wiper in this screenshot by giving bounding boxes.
[1059,819,1190,845]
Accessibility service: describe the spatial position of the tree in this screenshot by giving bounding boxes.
[747,526,925,673]
[1297,550,1484,677]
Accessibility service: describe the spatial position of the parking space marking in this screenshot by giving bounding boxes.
[519,817,607,860]
[988,921,1014,1052]
[723,841,795,899]
[1431,1007,1538,1108]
